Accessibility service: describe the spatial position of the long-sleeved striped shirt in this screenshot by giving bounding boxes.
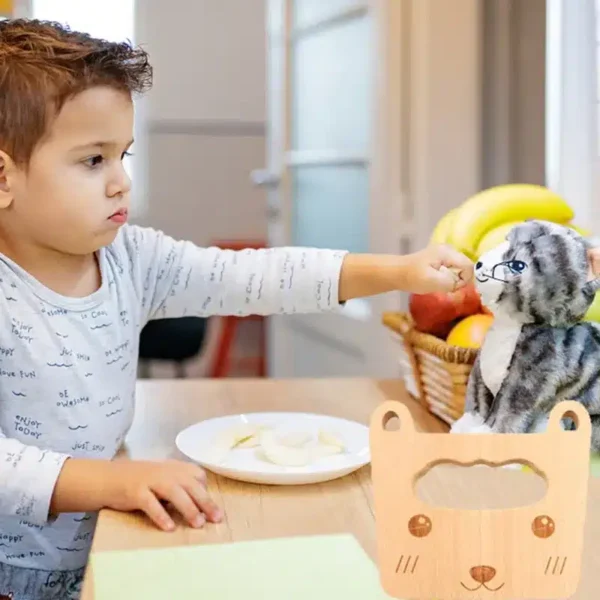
[0,224,347,574]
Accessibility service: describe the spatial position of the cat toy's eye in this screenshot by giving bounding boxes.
[532,515,555,538]
[408,514,432,538]
[507,260,527,274]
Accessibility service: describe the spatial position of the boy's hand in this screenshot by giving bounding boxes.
[402,244,474,294]
[338,245,474,301]
[589,247,600,277]
[101,459,222,531]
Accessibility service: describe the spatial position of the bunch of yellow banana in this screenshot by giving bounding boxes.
[430,183,589,259]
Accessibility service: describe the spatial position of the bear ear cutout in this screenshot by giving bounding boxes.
[382,410,401,432]
[547,401,591,438]
[371,402,416,435]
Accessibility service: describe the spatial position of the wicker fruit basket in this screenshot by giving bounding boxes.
[382,312,478,425]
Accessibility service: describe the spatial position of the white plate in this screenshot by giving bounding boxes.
[175,412,371,485]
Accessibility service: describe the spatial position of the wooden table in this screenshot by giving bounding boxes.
[81,378,439,598]
[81,378,600,599]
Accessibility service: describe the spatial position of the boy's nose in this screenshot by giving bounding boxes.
[106,173,132,198]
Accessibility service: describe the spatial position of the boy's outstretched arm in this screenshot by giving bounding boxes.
[124,226,474,324]
[338,244,474,301]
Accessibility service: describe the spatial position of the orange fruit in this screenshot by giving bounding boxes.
[446,314,494,348]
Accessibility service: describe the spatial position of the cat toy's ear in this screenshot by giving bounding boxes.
[583,278,600,295]
[581,279,600,310]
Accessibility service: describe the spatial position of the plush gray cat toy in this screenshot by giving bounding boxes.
[450,219,600,451]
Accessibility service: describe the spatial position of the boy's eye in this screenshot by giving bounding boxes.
[84,155,104,168]
[82,151,132,168]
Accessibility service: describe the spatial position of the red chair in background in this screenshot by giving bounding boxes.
[207,240,267,378]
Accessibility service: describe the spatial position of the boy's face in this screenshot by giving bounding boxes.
[4,86,134,255]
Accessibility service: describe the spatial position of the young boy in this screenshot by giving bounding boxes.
[0,19,473,599]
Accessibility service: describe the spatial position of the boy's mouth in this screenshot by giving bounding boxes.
[109,208,128,224]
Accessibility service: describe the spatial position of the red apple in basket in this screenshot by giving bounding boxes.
[409,283,482,338]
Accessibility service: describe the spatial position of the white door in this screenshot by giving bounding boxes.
[254,0,404,378]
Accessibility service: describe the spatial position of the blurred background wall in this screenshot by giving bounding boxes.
[133,0,268,248]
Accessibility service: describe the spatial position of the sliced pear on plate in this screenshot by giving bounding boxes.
[236,425,272,448]
[235,435,259,449]
[278,431,312,448]
[209,424,266,461]
[313,444,343,460]
[318,429,346,452]
[258,429,312,467]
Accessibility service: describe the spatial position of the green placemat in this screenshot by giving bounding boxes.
[92,534,393,600]
[591,452,600,477]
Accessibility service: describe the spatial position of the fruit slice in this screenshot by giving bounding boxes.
[236,426,272,448]
[448,184,574,258]
[318,430,346,451]
[313,444,343,459]
[259,429,312,467]
[209,424,268,460]
[279,432,312,448]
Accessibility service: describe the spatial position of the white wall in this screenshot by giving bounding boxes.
[134,0,268,247]
[546,0,598,233]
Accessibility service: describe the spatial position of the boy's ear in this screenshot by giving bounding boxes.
[0,151,16,209]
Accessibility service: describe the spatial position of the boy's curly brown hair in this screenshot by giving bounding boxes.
[0,19,153,166]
